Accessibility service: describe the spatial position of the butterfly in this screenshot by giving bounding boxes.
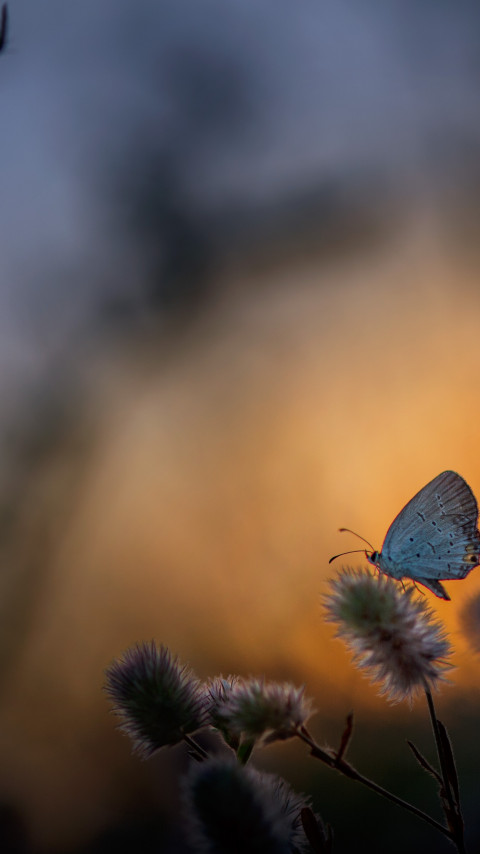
[329,470,480,600]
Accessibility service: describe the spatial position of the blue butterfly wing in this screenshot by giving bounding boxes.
[381,470,480,581]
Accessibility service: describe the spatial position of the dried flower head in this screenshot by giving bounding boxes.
[205,676,240,730]
[104,642,205,756]
[211,677,313,742]
[324,568,452,702]
[204,676,241,749]
[183,757,310,853]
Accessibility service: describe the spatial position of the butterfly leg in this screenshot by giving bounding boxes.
[412,580,425,596]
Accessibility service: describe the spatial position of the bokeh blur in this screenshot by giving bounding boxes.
[1,2,480,852]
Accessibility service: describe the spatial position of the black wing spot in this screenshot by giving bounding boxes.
[409,537,414,542]
[416,553,420,558]
[417,512,426,521]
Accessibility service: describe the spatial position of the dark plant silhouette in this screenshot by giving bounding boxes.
[105,569,469,853]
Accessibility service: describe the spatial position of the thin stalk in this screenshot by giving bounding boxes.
[297,726,453,841]
[424,687,466,854]
[237,736,256,765]
[183,733,209,760]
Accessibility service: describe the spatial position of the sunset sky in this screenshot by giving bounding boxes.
[1,3,480,853]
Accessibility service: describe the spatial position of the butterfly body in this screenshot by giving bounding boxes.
[363,471,480,600]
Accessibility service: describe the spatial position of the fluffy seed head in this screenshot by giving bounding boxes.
[104,641,205,756]
[210,677,313,742]
[204,676,242,749]
[183,757,311,853]
[205,676,240,730]
[324,568,452,702]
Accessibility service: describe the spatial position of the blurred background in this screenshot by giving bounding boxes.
[1,1,480,852]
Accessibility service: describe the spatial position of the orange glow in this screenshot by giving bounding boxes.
[2,222,480,849]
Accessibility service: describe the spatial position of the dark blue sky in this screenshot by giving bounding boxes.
[0,1,479,389]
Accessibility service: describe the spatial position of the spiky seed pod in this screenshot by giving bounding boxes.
[209,677,313,743]
[183,757,311,853]
[105,641,206,756]
[324,568,452,702]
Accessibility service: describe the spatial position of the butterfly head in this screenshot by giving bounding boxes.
[366,550,379,566]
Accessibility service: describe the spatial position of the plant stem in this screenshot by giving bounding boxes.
[297,726,453,841]
[237,736,256,765]
[424,687,466,854]
[183,733,209,760]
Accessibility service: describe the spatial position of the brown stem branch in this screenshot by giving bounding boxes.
[297,725,453,841]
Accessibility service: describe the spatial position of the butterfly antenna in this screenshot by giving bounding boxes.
[328,549,368,565]
[338,528,375,551]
